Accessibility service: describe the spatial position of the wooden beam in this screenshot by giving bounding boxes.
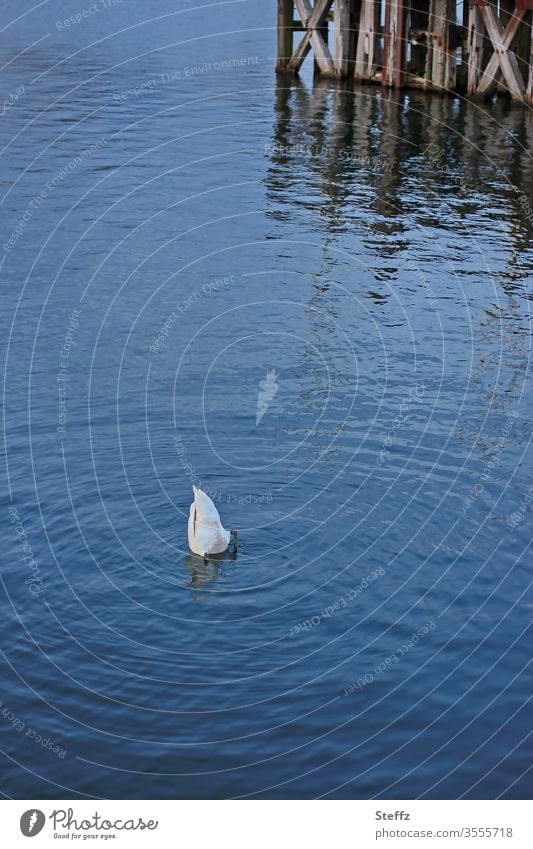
[476,5,526,98]
[382,0,406,87]
[514,7,532,85]
[314,14,330,77]
[528,10,533,102]
[396,0,407,87]
[466,2,485,94]
[290,0,335,74]
[334,0,355,75]
[424,0,457,90]
[355,0,380,78]
[277,0,295,71]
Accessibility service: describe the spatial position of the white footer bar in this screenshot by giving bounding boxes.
[1,800,531,848]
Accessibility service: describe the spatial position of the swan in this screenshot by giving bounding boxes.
[187,486,237,558]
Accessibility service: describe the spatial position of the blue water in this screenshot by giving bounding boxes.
[1,0,532,800]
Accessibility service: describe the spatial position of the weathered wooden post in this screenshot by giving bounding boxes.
[382,0,407,87]
[466,0,485,94]
[355,0,381,79]
[513,7,532,92]
[333,0,356,75]
[314,12,330,77]
[277,0,295,71]
[515,1,533,102]
[528,6,533,102]
[425,0,457,89]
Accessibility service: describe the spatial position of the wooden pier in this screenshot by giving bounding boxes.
[276,0,533,103]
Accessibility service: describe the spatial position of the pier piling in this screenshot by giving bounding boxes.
[276,0,533,102]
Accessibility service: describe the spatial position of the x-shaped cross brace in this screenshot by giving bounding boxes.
[476,4,526,97]
[289,0,335,74]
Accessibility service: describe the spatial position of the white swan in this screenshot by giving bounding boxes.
[187,486,236,557]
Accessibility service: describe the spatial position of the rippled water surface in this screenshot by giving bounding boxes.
[1,0,532,799]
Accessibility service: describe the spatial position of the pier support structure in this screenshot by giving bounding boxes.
[276,0,533,102]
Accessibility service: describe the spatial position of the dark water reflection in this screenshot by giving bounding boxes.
[1,1,532,800]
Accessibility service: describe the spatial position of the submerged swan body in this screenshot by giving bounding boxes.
[188,486,234,557]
